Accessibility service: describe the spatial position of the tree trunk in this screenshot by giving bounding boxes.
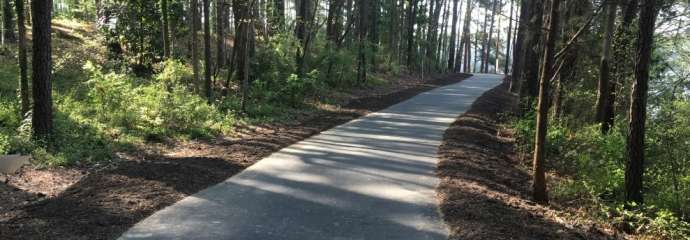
[446,0,460,71]
[162,0,171,58]
[625,0,657,205]
[607,0,639,134]
[2,0,16,44]
[191,0,200,90]
[509,0,528,92]
[532,0,560,204]
[596,1,617,133]
[519,0,543,101]
[368,0,379,71]
[460,0,472,72]
[479,6,488,73]
[216,0,226,74]
[31,0,53,141]
[483,0,497,73]
[295,0,311,76]
[204,0,212,102]
[356,0,368,83]
[426,0,442,72]
[405,0,418,68]
[235,0,253,112]
[16,0,28,117]
[503,0,514,74]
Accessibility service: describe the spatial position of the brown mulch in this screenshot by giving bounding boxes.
[436,82,620,240]
[0,73,470,240]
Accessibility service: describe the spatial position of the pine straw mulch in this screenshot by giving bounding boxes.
[436,82,624,240]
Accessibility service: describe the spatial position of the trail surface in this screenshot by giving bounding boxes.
[120,74,503,240]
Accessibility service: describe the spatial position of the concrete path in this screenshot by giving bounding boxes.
[120,74,503,240]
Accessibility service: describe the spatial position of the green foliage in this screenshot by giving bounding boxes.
[82,60,235,140]
[512,102,690,239]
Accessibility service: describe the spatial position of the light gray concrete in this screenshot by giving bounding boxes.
[120,74,503,240]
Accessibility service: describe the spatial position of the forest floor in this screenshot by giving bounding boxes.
[436,82,625,240]
[0,73,470,240]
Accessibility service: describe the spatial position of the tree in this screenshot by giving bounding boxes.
[356,0,368,83]
[625,0,657,205]
[503,0,514,74]
[447,0,460,70]
[295,0,311,76]
[595,0,617,133]
[405,0,418,68]
[203,0,212,102]
[532,0,560,204]
[161,0,171,58]
[459,0,472,72]
[16,0,28,117]
[216,0,226,74]
[31,0,53,141]
[519,0,543,101]
[191,0,201,90]
[483,0,497,73]
[2,0,15,44]
[234,0,254,112]
[509,0,528,92]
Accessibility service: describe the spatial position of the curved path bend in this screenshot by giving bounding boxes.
[120,74,504,240]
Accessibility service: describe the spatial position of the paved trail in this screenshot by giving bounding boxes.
[120,74,503,240]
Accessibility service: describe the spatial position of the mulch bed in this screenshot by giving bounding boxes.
[436,82,619,240]
[0,73,470,240]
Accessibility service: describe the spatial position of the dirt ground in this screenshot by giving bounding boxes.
[436,82,623,240]
[0,73,470,240]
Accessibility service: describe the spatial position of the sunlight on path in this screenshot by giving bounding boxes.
[120,74,503,240]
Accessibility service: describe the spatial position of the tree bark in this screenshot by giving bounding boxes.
[204,0,212,102]
[191,0,200,90]
[532,0,560,204]
[16,0,28,117]
[447,0,460,70]
[162,0,171,58]
[460,0,472,72]
[625,0,657,205]
[405,0,418,68]
[31,0,53,142]
[483,0,497,73]
[356,0,368,83]
[519,0,543,102]
[504,0,514,74]
[509,0,528,92]
[2,0,15,43]
[295,0,311,76]
[596,1,617,133]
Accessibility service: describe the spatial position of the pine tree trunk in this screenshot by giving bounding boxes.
[2,0,16,43]
[596,2,617,133]
[31,0,53,141]
[519,0,543,101]
[446,0,460,70]
[295,0,311,76]
[191,0,200,90]
[204,0,212,102]
[460,0,472,72]
[532,0,560,204]
[16,0,28,117]
[625,0,657,205]
[162,0,171,58]
[479,6,488,73]
[607,0,639,134]
[356,0,368,83]
[405,0,418,68]
[504,0,514,74]
[483,0,497,73]
[216,0,225,74]
[509,0,528,92]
